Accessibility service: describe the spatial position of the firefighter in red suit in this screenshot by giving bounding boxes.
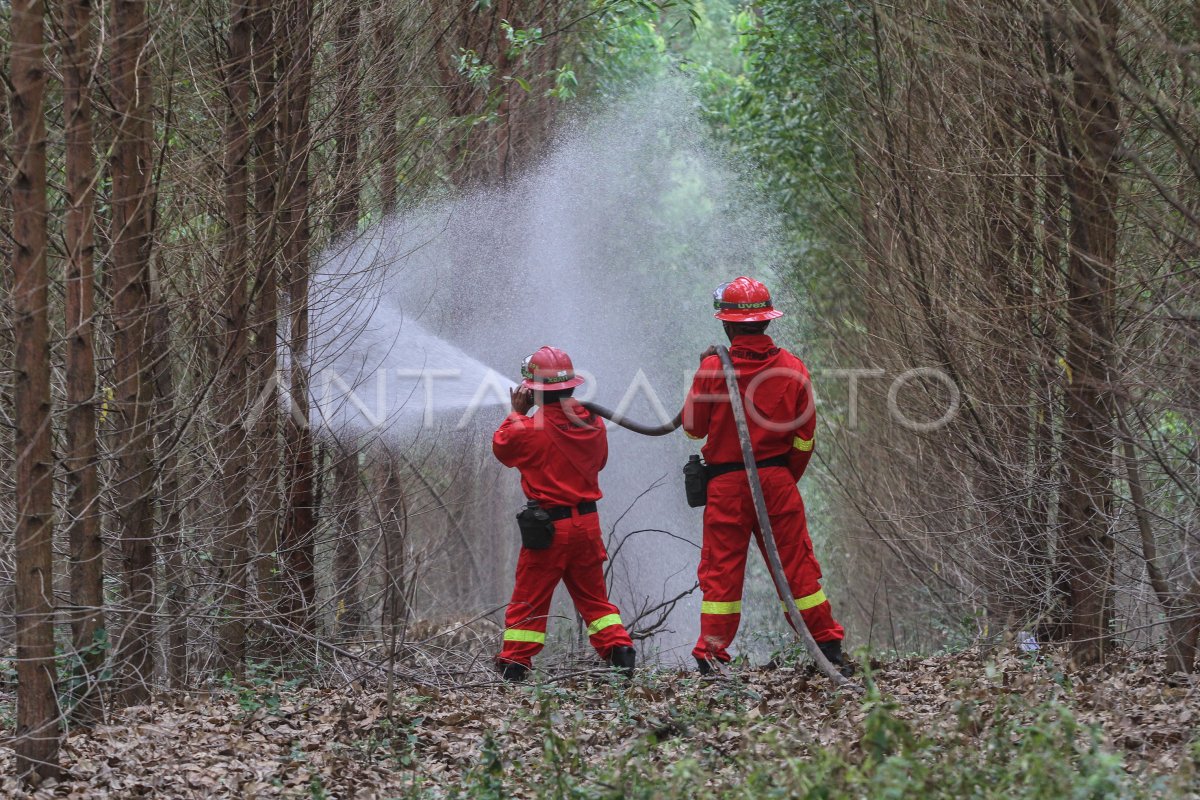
[683,277,848,675]
[492,346,636,682]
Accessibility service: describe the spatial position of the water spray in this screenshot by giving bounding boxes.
[584,346,854,689]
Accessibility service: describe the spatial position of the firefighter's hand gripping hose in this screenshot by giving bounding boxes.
[579,349,857,690]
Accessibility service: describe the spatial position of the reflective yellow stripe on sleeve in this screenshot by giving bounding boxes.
[586,613,623,635]
[700,600,742,615]
[793,590,827,611]
[793,435,813,452]
[503,628,546,643]
[685,431,703,440]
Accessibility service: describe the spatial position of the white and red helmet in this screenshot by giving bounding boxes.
[520,346,585,390]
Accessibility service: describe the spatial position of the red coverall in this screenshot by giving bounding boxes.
[492,399,634,668]
[684,334,844,663]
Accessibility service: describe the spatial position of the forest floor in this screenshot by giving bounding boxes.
[1,646,1197,798]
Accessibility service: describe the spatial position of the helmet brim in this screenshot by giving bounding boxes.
[714,309,783,322]
[521,375,586,391]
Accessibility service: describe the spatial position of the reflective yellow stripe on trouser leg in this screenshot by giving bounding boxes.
[586,614,623,636]
[785,589,827,612]
[700,600,742,615]
[503,629,546,643]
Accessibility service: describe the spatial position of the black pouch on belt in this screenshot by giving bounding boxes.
[516,501,555,549]
[683,454,708,508]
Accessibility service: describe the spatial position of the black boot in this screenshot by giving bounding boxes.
[498,662,528,683]
[817,640,854,677]
[607,646,636,679]
[695,656,717,676]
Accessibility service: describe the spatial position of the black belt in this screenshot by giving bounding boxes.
[705,454,790,479]
[544,500,598,521]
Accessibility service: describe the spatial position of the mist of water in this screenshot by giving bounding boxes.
[309,83,787,663]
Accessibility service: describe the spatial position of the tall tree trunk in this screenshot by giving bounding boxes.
[1061,0,1120,666]
[332,448,362,638]
[1120,410,1200,674]
[377,448,408,640]
[1037,7,1075,645]
[250,0,282,611]
[977,69,1025,633]
[12,0,61,780]
[1165,591,1200,675]
[0,32,13,653]
[215,0,255,679]
[150,294,188,688]
[280,0,317,632]
[373,8,400,216]
[60,0,105,723]
[327,1,362,640]
[330,0,362,236]
[109,0,157,706]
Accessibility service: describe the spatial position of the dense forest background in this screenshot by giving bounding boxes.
[2,0,1198,786]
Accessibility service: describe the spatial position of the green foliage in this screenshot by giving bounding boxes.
[351,710,428,770]
[690,1,865,320]
[439,685,1172,799]
[221,660,304,718]
[455,49,496,89]
[571,0,862,319]
[575,0,702,98]
[550,66,579,100]
[58,628,112,715]
[502,20,545,58]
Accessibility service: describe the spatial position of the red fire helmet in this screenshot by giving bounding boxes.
[520,346,586,390]
[712,276,784,322]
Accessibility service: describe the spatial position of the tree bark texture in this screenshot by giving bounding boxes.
[330,1,362,236]
[280,0,317,632]
[109,0,158,705]
[250,0,282,613]
[60,0,105,723]
[215,0,255,679]
[332,449,362,638]
[11,0,61,779]
[1061,0,1121,666]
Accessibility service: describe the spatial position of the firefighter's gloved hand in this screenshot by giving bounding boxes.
[510,386,534,414]
[699,345,719,363]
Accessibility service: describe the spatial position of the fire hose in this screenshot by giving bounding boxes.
[580,346,853,688]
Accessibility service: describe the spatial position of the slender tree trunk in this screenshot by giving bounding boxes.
[977,77,1025,633]
[0,34,13,653]
[330,1,362,236]
[326,1,362,639]
[1037,8,1075,645]
[280,0,317,632]
[11,0,61,780]
[377,448,407,639]
[332,448,362,638]
[150,294,188,688]
[1120,410,1200,674]
[1061,0,1120,666]
[1031,159,1064,641]
[1165,591,1200,675]
[215,0,255,679]
[109,0,157,706]
[60,0,105,723]
[250,0,282,611]
[373,10,400,216]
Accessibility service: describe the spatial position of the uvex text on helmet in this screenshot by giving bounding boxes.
[712,276,784,323]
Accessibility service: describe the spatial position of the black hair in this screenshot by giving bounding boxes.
[723,320,771,339]
[536,386,576,405]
